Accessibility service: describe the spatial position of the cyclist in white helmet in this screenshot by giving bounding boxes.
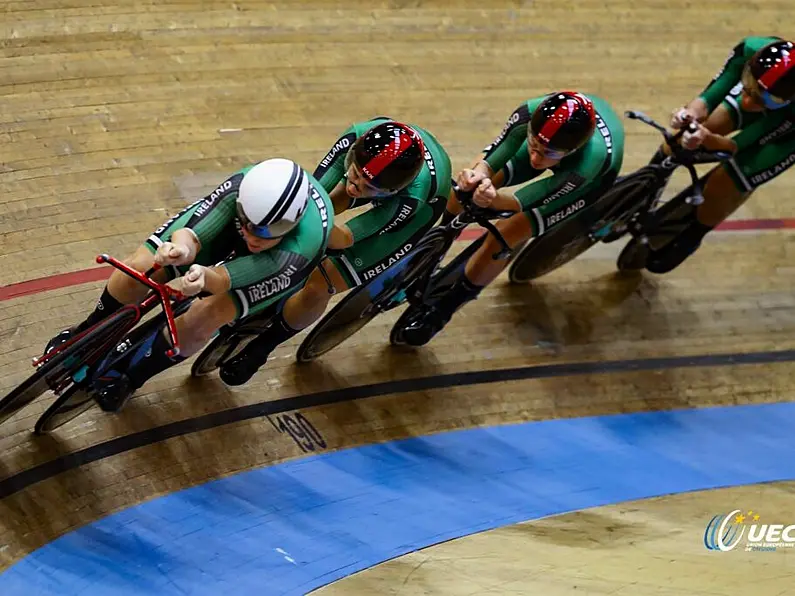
[42,158,334,411]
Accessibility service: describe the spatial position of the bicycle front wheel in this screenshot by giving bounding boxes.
[297,233,448,362]
[34,384,96,435]
[0,308,137,426]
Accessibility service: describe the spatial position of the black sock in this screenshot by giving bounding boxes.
[125,329,184,389]
[242,312,300,365]
[440,210,457,227]
[76,286,124,333]
[434,274,483,315]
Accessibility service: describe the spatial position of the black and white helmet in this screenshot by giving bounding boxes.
[236,158,309,238]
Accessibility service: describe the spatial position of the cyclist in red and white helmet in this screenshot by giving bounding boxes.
[401,90,626,346]
[219,118,453,384]
[648,36,795,273]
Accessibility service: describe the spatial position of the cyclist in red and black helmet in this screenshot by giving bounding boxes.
[745,40,795,109]
[529,91,597,162]
[646,36,795,274]
[220,118,452,385]
[399,90,625,346]
[347,121,426,194]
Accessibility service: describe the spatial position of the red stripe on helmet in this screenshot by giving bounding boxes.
[361,123,420,180]
[536,93,593,148]
[759,50,793,92]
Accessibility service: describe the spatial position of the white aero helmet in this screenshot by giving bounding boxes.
[236,158,309,239]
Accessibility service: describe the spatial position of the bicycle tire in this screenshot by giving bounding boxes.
[297,234,448,362]
[191,331,242,377]
[509,171,661,283]
[34,384,95,435]
[389,302,427,347]
[0,308,138,426]
[592,173,659,243]
[508,216,594,283]
[616,238,651,271]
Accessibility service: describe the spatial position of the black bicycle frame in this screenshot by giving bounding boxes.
[440,183,516,259]
[617,111,733,245]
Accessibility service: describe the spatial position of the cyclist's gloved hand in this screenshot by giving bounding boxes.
[456,168,489,192]
[472,178,497,208]
[681,123,709,150]
[155,241,192,266]
[670,107,698,130]
[169,264,206,297]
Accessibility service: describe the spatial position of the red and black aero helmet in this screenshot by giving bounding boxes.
[747,40,795,106]
[349,121,425,193]
[529,91,596,154]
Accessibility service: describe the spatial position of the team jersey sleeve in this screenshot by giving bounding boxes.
[313,125,358,193]
[513,144,606,213]
[730,108,795,153]
[183,172,244,247]
[225,247,311,289]
[482,103,532,173]
[345,196,417,243]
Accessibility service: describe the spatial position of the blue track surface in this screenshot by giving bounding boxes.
[1,402,793,595]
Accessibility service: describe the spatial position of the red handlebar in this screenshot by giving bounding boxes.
[97,254,185,357]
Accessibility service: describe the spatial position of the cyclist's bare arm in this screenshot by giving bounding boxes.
[329,223,354,249]
[201,265,232,294]
[702,104,739,146]
[679,97,711,124]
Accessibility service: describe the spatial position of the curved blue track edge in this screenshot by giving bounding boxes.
[2,402,794,595]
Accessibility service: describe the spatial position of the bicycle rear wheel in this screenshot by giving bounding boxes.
[297,233,448,362]
[592,173,658,243]
[0,308,137,426]
[508,216,594,283]
[509,171,660,283]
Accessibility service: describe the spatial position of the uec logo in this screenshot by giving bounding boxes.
[705,510,795,552]
[704,510,746,552]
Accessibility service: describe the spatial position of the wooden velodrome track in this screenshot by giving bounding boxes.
[1,2,795,594]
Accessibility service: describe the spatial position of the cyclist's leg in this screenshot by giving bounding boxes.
[284,260,350,329]
[94,292,239,412]
[44,205,193,354]
[222,203,441,379]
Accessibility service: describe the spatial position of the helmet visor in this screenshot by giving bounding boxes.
[742,64,791,110]
[236,201,296,239]
[527,131,571,160]
[344,150,399,197]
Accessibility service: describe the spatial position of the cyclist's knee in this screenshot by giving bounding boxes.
[123,246,156,271]
[182,294,237,338]
[491,213,533,249]
[292,264,338,308]
[445,188,463,214]
[698,168,751,225]
[107,246,161,298]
